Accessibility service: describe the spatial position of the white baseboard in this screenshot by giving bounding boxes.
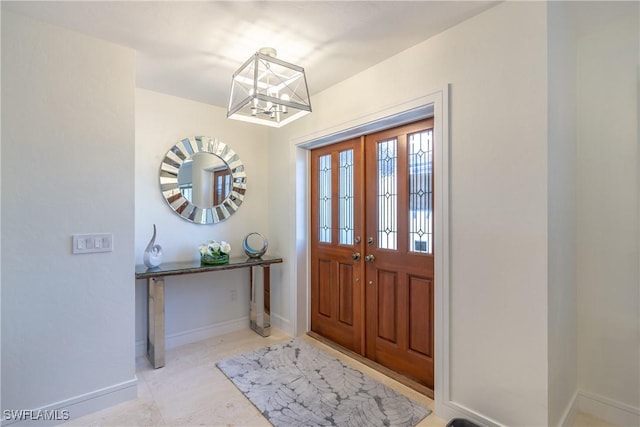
[559,390,579,427]
[436,400,506,427]
[135,316,250,357]
[437,389,638,427]
[1,378,137,426]
[135,339,147,358]
[165,316,250,349]
[576,390,640,427]
[270,312,292,335]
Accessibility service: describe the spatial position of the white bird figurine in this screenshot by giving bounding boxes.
[143,224,163,268]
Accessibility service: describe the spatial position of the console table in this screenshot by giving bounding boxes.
[135,255,283,368]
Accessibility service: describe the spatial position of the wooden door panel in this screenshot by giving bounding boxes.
[367,270,434,386]
[364,119,435,388]
[377,269,398,343]
[408,275,432,358]
[310,138,364,353]
[338,263,354,325]
[317,258,333,317]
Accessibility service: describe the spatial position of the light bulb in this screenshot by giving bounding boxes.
[280,94,289,114]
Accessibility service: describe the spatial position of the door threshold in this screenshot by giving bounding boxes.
[306,331,434,399]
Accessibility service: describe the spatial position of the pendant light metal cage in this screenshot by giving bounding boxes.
[227,48,311,128]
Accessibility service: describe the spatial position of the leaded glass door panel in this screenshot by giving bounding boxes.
[364,119,434,389]
[310,138,364,352]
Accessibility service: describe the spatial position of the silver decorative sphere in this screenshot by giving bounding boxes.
[243,232,268,258]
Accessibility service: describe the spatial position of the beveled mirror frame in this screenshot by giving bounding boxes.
[159,136,246,224]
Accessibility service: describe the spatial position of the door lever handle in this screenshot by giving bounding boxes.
[351,252,361,261]
[364,254,375,263]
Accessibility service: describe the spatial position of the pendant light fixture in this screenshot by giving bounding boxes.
[227,47,311,128]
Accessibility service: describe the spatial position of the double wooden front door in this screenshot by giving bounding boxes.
[310,119,435,389]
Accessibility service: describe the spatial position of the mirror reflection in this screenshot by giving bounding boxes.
[159,136,246,225]
[177,153,232,209]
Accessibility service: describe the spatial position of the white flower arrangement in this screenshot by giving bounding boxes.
[199,240,231,264]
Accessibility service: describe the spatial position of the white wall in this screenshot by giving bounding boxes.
[575,2,640,423]
[547,2,578,426]
[269,2,549,425]
[1,10,136,421]
[134,89,279,352]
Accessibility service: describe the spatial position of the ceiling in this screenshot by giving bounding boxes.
[2,1,497,108]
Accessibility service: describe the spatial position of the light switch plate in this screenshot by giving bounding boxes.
[72,234,113,254]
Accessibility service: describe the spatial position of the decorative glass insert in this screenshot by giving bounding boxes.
[408,130,433,254]
[339,149,354,245]
[377,139,398,250]
[318,154,332,243]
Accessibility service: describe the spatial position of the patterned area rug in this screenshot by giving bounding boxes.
[216,338,431,427]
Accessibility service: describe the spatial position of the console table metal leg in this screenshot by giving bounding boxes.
[147,277,165,368]
[250,265,271,337]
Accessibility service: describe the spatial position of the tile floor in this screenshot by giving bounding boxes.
[65,328,443,426]
[64,328,616,427]
[571,413,620,427]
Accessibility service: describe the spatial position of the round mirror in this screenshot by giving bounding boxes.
[159,136,246,224]
[177,152,232,208]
